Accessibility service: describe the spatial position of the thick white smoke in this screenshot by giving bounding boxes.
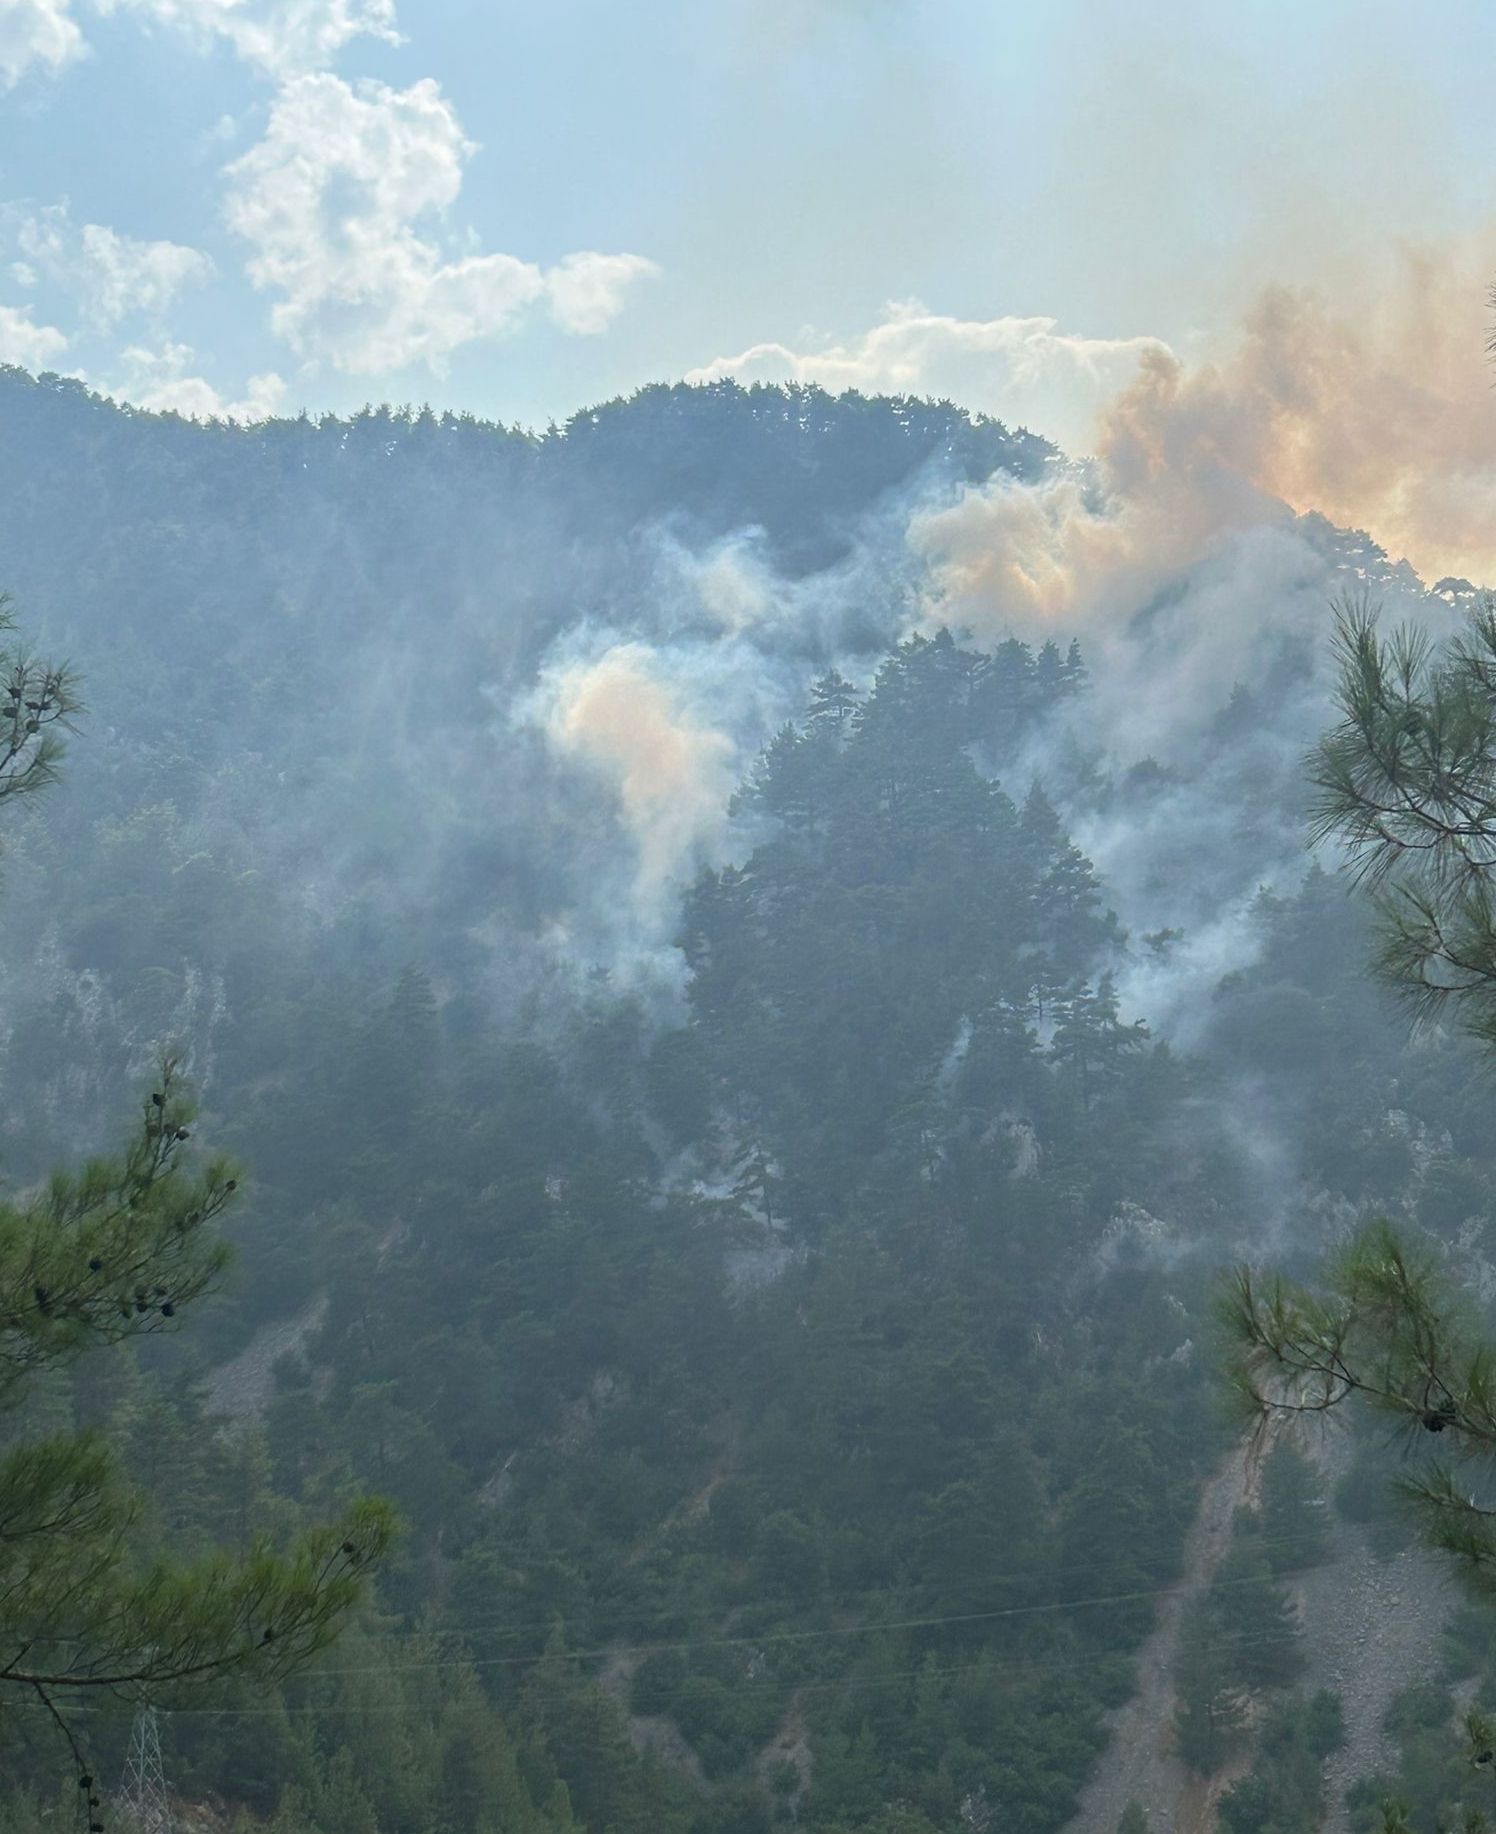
[518,239,1496,1034]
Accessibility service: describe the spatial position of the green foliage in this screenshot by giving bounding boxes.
[1221,1219,1496,1588]
[680,627,1130,1235]
[0,597,81,817]
[0,607,390,1783]
[297,623,1211,1833]
[1310,599,1496,1048]
[1173,1514,1307,1776]
[0,1058,234,1394]
[1331,1437,1417,1556]
[1216,1691,1343,1834]
[1218,591,1496,1828]
[1306,1687,1348,1758]
[1342,1691,1496,1834]
[1257,1437,1330,1573]
[0,388,1360,1829]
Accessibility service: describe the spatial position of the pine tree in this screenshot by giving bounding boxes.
[1034,639,1068,700]
[732,723,825,833]
[1223,1221,1496,1589]
[1223,598,1496,1595]
[1174,1596,1246,1774]
[807,668,861,732]
[0,605,391,1776]
[1048,975,1146,1107]
[1258,1437,1329,1573]
[1310,598,1496,1046]
[0,597,80,811]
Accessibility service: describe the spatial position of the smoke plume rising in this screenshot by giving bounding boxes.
[914,237,1496,651]
[537,640,738,905]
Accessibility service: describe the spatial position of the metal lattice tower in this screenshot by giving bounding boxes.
[115,1706,175,1834]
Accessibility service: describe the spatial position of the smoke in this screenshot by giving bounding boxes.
[889,239,1496,1039]
[515,516,918,968]
[909,450,1282,641]
[901,341,1460,1046]
[647,521,908,653]
[90,245,1494,1034]
[519,250,1485,1014]
[501,238,1496,1011]
[1110,249,1496,588]
[1231,257,1496,587]
[913,239,1496,654]
[536,641,738,906]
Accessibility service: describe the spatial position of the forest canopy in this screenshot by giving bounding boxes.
[0,375,1483,1834]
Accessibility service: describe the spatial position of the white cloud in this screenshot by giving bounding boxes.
[224,74,537,371]
[96,0,399,78]
[0,301,68,367]
[14,203,215,326]
[225,74,657,373]
[113,340,285,420]
[546,251,660,335]
[688,302,1171,448]
[0,0,85,87]
[5,0,398,89]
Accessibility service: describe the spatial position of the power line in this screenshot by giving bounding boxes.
[22,1620,1342,1723]
[338,1519,1345,1648]
[25,1538,1383,1711]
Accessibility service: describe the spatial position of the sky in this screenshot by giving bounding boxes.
[2,0,1496,490]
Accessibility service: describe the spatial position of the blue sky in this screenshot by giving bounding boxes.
[1,0,1493,444]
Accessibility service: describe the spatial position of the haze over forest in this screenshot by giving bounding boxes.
[7,5,1496,1834]
[0,351,1485,1834]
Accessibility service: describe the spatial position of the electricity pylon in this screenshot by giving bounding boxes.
[115,1705,175,1834]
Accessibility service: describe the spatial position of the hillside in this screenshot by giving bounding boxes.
[1,374,1492,1834]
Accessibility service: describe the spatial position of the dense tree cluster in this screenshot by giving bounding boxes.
[3,380,1496,1833]
[0,604,1222,1832]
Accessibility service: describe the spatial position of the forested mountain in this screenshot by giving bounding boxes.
[1,371,1493,1834]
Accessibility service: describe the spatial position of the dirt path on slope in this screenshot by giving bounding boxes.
[1061,1444,1259,1834]
[1064,1421,1455,1834]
